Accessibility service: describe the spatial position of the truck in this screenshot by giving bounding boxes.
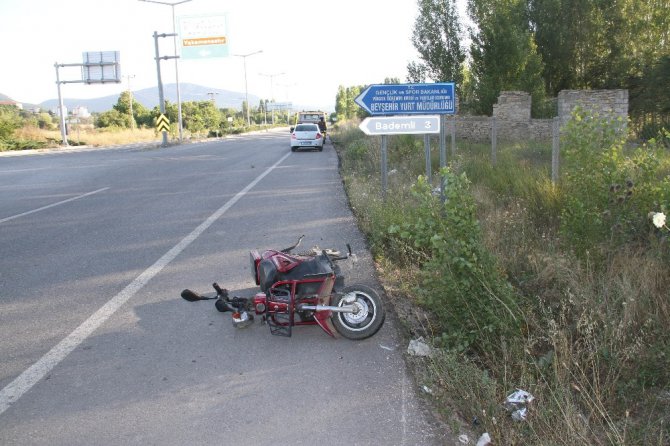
[294,110,328,126]
[292,110,328,141]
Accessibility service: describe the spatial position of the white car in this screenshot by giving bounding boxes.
[290,123,324,152]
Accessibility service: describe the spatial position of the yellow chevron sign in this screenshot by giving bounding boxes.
[156,114,170,132]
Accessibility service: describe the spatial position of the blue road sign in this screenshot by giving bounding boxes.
[355,83,455,115]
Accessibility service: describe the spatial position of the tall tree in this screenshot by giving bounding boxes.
[468,0,546,115]
[529,0,670,94]
[335,85,366,120]
[407,0,466,85]
[113,91,150,128]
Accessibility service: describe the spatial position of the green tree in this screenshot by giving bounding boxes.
[36,112,57,130]
[407,0,466,85]
[95,109,131,128]
[0,105,22,139]
[113,91,150,129]
[335,85,366,121]
[467,0,546,115]
[529,0,670,94]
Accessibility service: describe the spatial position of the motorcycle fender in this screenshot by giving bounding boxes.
[314,309,338,338]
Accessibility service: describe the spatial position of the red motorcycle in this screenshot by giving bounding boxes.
[181,236,385,340]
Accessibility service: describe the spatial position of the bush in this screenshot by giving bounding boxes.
[0,105,22,139]
[0,137,47,151]
[388,171,523,355]
[560,109,670,257]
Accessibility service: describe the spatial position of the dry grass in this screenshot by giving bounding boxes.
[332,119,670,445]
[14,126,161,147]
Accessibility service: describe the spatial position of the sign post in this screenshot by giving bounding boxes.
[54,51,121,146]
[355,83,455,199]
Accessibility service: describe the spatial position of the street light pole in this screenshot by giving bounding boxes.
[139,0,191,141]
[234,50,263,127]
[259,72,284,125]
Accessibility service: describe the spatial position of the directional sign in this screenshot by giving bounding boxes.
[156,114,170,132]
[355,83,455,115]
[359,115,440,135]
[267,102,293,111]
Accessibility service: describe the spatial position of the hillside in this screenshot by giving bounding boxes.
[34,83,261,113]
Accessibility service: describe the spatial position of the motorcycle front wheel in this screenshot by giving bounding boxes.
[331,284,385,340]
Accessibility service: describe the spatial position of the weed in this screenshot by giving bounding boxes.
[332,113,670,445]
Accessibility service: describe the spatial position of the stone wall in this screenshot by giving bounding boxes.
[450,116,553,141]
[453,89,628,141]
[492,91,531,122]
[557,89,629,124]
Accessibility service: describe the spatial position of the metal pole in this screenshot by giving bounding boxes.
[234,50,263,127]
[439,114,447,168]
[424,134,431,183]
[171,5,184,142]
[451,115,456,156]
[439,114,447,201]
[381,135,388,201]
[552,116,560,184]
[491,116,497,166]
[138,0,191,141]
[124,74,136,130]
[154,31,168,147]
[260,72,284,126]
[243,57,250,126]
[54,63,68,146]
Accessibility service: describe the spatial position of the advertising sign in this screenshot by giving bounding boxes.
[179,14,229,59]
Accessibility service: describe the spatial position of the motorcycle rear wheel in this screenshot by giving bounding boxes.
[331,284,385,340]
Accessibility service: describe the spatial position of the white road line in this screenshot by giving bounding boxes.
[0,152,291,415]
[0,188,110,224]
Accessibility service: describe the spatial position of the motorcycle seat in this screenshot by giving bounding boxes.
[258,255,333,292]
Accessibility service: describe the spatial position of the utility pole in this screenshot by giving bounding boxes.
[259,72,284,125]
[139,0,192,141]
[234,50,263,127]
[124,74,136,130]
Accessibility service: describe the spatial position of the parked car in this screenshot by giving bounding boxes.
[290,123,324,152]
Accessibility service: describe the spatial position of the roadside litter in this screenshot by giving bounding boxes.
[504,389,535,421]
[407,337,432,357]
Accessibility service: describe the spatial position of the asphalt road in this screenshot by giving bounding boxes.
[0,130,443,445]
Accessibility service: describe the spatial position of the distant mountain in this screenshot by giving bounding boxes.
[0,93,40,110]
[36,83,261,113]
[4,84,325,114]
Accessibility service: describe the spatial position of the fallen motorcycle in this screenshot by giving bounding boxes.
[181,236,385,340]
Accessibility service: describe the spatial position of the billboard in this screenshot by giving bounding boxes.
[178,14,229,59]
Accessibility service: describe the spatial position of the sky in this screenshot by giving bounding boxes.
[0,0,466,112]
